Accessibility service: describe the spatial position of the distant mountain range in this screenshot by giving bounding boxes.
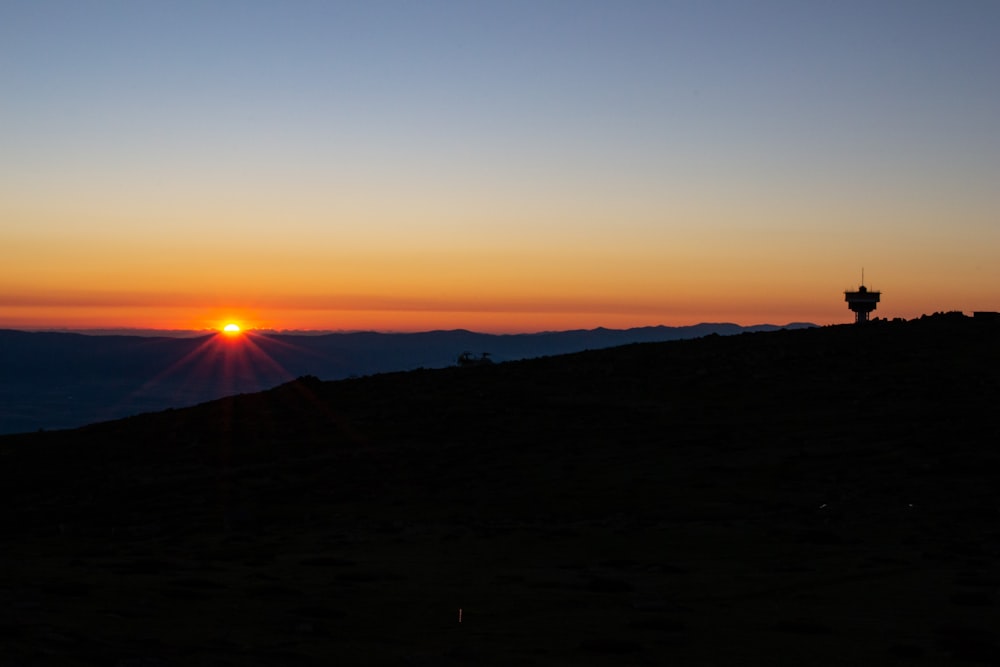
[0,322,812,434]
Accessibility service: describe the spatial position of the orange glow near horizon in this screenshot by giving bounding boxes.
[1,245,998,333]
[0,300,955,334]
[4,207,1000,333]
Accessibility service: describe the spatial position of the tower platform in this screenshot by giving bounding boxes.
[845,285,880,324]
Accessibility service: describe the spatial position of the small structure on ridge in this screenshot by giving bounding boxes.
[845,276,880,324]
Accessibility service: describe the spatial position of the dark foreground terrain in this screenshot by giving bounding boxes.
[0,323,808,435]
[1,313,999,666]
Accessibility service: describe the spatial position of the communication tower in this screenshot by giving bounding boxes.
[844,271,880,324]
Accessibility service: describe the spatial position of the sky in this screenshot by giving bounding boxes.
[2,1,999,333]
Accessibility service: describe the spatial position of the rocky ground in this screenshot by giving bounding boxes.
[1,313,999,665]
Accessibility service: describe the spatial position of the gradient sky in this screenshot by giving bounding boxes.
[2,1,998,332]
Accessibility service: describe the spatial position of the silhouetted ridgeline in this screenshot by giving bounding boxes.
[1,313,999,665]
[0,322,811,434]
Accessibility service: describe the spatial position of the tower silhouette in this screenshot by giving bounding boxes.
[844,272,880,324]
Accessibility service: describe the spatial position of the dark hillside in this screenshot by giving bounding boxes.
[0,323,811,434]
[1,314,999,666]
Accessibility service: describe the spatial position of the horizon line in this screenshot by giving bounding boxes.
[2,320,824,338]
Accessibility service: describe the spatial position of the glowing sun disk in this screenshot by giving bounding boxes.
[223,323,241,334]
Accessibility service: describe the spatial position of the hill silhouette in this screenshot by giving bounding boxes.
[0,323,812,434]
[1,313,998,665]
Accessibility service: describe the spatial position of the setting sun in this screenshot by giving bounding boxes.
[222,323,241,334]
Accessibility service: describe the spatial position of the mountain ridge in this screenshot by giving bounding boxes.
[0,321,813,434]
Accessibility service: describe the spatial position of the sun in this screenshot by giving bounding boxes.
[222,323,241,335]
